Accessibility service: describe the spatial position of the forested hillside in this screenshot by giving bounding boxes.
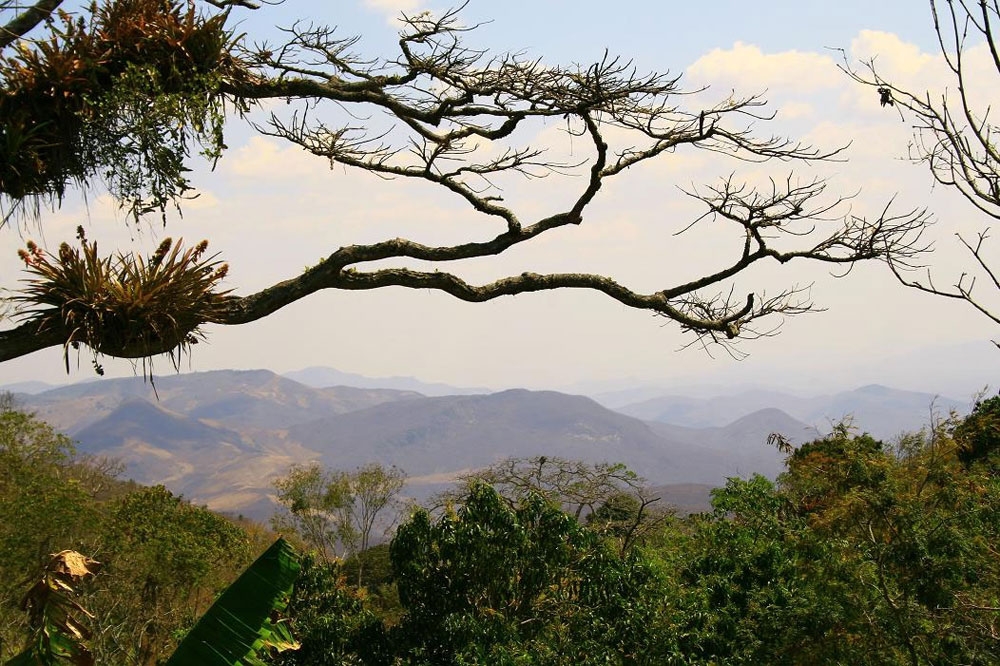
[0,404,269,664]
[3,396,998,664]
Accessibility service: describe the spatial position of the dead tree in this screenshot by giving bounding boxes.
[438,456,669,554]
[842,0,1000,334]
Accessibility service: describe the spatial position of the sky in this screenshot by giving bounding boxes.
[3,0,1000,399]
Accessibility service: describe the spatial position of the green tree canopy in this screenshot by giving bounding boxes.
[387,483,668,665]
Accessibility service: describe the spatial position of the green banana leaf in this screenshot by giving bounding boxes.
[165,537,301,666]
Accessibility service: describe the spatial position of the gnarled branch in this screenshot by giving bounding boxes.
[842,0,1000,328]
[1,5,931,368]
[0,0,64,50]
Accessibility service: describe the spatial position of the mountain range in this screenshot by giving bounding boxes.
[4,368,962,520]
[610,384,968,441]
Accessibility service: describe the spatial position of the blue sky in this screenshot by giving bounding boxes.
[3,1,999,397]
[310,2,941,64]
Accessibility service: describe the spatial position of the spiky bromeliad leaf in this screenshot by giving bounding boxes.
[165,537,300,666]
[13,230,230,377]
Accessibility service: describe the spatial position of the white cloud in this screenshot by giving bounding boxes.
[847,30,998,114]
[364,0,426,24]
[687,42,840,93]
[778,101,816,120]
[849,30,939,83]
[182,190,220,210]
[224,136,330,181]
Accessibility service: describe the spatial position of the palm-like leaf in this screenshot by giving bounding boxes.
[165,537,300,666]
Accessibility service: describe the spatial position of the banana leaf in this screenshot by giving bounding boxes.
[165,537,300,666]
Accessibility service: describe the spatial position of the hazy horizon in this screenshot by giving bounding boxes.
[3,338,993,405]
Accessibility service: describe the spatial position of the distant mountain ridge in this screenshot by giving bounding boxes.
[19,369,422,434]
[287,388,723,481]
[75,397,244,451]
[7,368,958,520]
[0,380,57,395]
[282,366,490,396]
[645,408,821,479]
[613,384,967,440]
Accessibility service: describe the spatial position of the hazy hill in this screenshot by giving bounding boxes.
[73,397,253,487]
[283,366,489,396]
[647,408,822,480]
[647,483,718,516]
[11,371,805,519]
[0,380,57,395]
[287,389,762,487]
[74,397,246,453]
[68,394,328,515]
[616,384,967,440]
[20,369,421,433]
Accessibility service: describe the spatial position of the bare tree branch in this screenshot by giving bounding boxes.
[1,5,931,368]
[842,0,1000,328]
[438,456,650,520]
[0,0,63,50]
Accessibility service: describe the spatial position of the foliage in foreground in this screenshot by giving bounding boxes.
[0,404,261,665]
[5,539,298,666]
[3,397,1000,665]
[276,402,1000,666]
[384,484,666,664]
[667,405,1000,665]
[164,537,300,666]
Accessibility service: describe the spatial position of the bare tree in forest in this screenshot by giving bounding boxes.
[843,0,1000,334]
[444,456,648,519]
[440,456,666,552]
[271,462,352,562]
[0,0,929,370]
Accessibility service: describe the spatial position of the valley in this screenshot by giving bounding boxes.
[7,368,965,519]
